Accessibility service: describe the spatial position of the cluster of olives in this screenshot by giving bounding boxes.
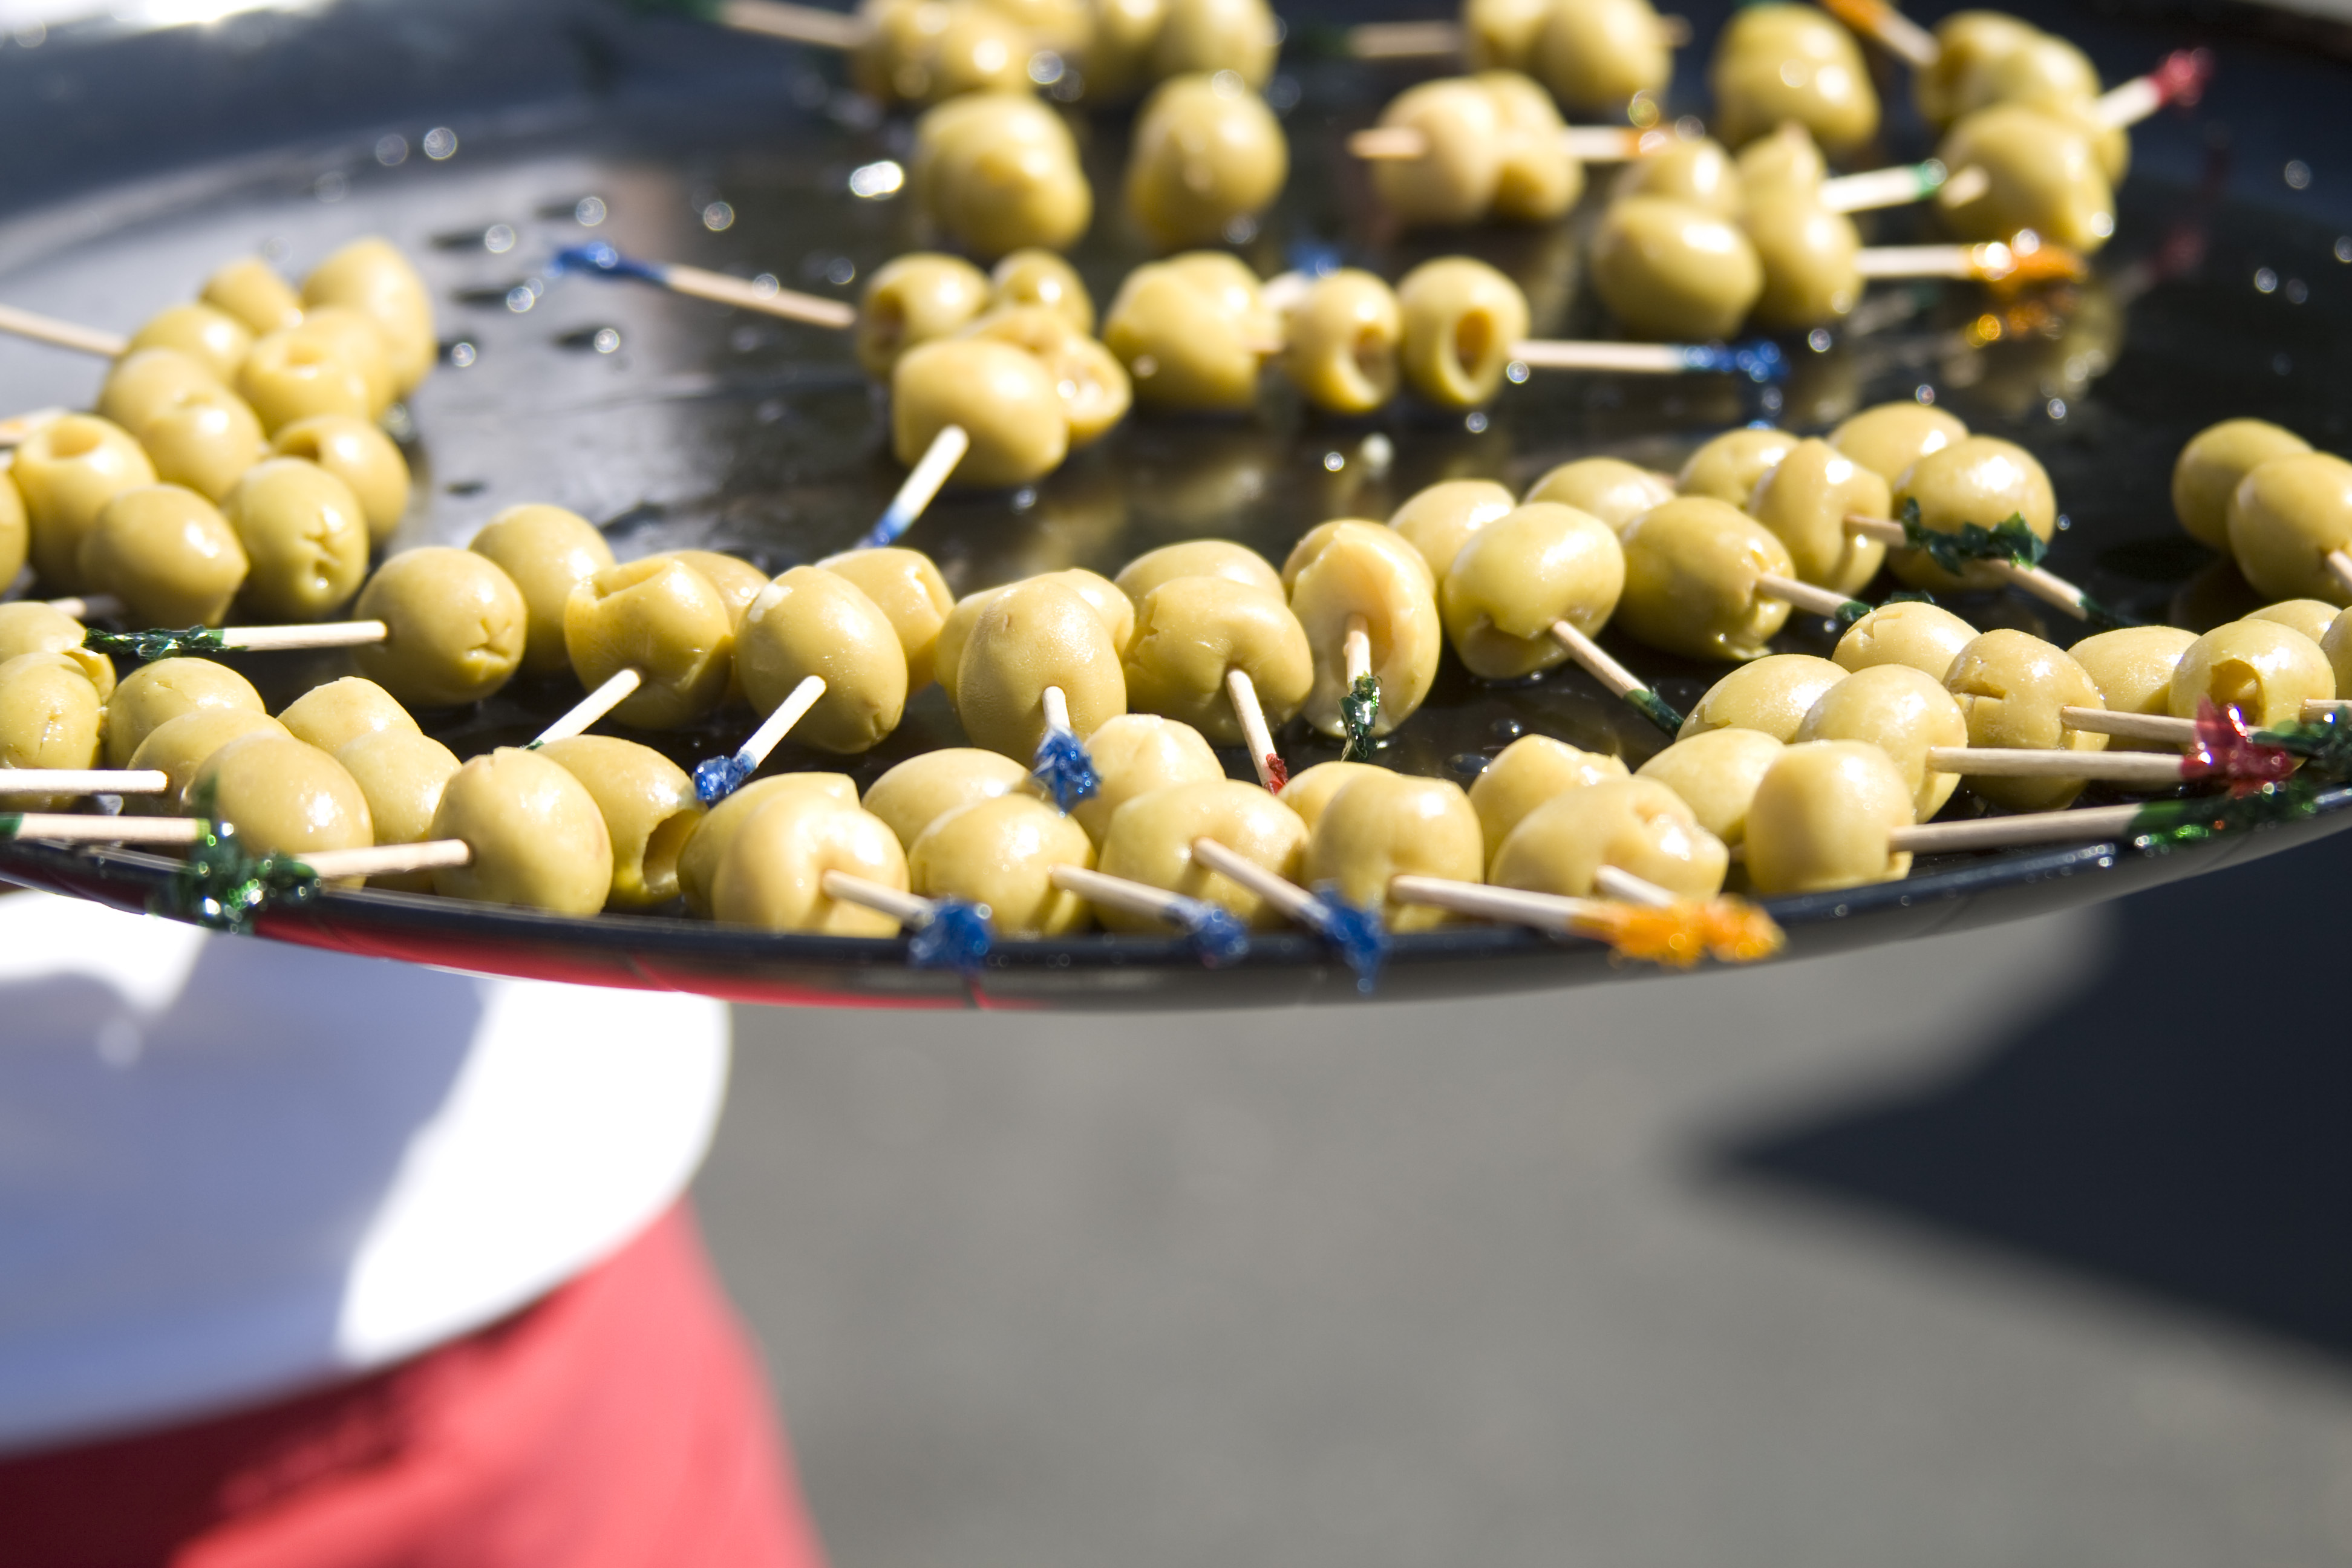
[850,0,1276,109]
[1460,0,1676,114]
[2172,417,2352,607]
[0,240,430,620]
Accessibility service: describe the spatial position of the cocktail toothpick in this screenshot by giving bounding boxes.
[1336,613,1382,763]
[1030,684,1102,812]
[853,424,970,550]
[1843,506,2131,626]
[1387,874,1784,965]
[2328,548,2352,600]
[818,869,995,971]
[1926,702,2300,791]
[0,812,204,845]
[530,668,645,746]
[1188,834,1387,990]
[1817,158,1988,214]
[690,675,828,803]
[0,302,129,359]
[1815,0,1939,67]
[1049,863,1252,965]
[1508,338,1789,383]
[1342,13,1688,60]
[1347,122,1689,165]
[551,242,856,330]
[2089,48,2216,130]
[1546,619,1685,735]
[0,769,167,796]
[85,619,392,660]
[1849,238,2087,288]
[1225,667,1288,791]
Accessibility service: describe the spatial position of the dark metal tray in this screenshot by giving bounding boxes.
[0,0,2345,1005]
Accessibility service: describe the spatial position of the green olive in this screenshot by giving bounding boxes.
[1935,103,2115,253]
[850,0,1033,106]
[1612,136,1742,215]
[1944,628,2107,809]
[134,382,267,505]
[272,416,411,543]
[334,728,462,890]
[892,338,1070,486]
[105,657,260,769]
[1935,21,2100,125]
[1736,120,1828,198]
[2324,609,2352,699]
[678,773,860,916]
[1097,777,1308,929]
[189,733,373,863]
[960,306,1132,445]
[1743,740,1914,894]
[301,237,437,396]
[537,734,707,908]
[351,547,528,708]
[1278,270,1401,416]
[862,749,1032,851]
[1591,197,1764,342]
[430,748,613,914]
[1276,759,1387,829]
[279,675,419,754]
[202,256,305,336]
[237,326,374,435]
[1149,0,1279,87]
[1484,70,1584,221]
[1742,194,1861,330]
[469,505,615,677]
[1709,2,1880,154]
[1678,426,1799,509]
[1889,435,2057,592]
[1796,664,1968,818]
[1122,575,1312,743]
[1067,710,1224,841]
[1834,599,1979,683]
[1468,733,1628,863]
[1103,255,1270,411]
[0,487,28,621]
[858,252,994,379]
[712,791,906,933]
[734,566,909,753]
[1126,72,1287,250]
[2226,451,2352,604]
[1116,539,1282,605]
[1370,78,1504,229]
[655,549,767,706]
[1828,399,1968,485]
[221,457,370,621]
[1634,727,1784,846]
[11,414,156,590]
[292,307,396,416]
[0,652,104,808]
[934,586,1009,708]
[953,575,1127,758]
[2171,619,2335,730]
[79,484,249,629]
[1396,256,1530,408]
[99,349,223,438]
[910,791,1094,933]
[1079,0,1164,99]
[125,304,252,384]
[129,707,290,812]
[1617,496,1795,661]
[1463,0,1549,69]
[1388,478,1514,578]
[1916,10,2044,126]
[1747,437,1889,593]
[912,93,1092,260]
[1524,457,1677,533]
[1440,502,1625,679]
[0,603,111,705]
[991,248,1095,332]
[1288,517,1437,597]
[1530,0,1671,110]
[1288,521,1445,737]
[1042,566,1133,648]
[562,556,736,730]
[1492,775,1729,900]
[2066,625,2195,750]
[818,547,956,690]
[1305,768,1483,930]
[2250,599,2340,645]
[1679,653,1847,750]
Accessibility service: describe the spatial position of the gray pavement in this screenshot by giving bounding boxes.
[698,826,2352,1567]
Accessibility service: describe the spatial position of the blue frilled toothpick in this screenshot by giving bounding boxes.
[1030,685,1101,814]
[691,674,831,803]
[550,242,857,331]
[1187,836,1388,993]
[818,870,995,974]
[1050,863,1252,967]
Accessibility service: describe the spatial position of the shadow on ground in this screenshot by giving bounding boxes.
[1723,821,2352,1361]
